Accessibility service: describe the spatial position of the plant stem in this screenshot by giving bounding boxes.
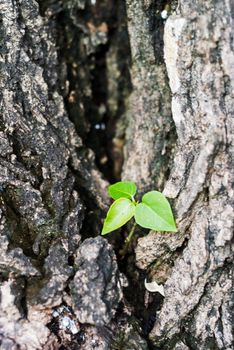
[120,222,137,256]
[125,222,137,244]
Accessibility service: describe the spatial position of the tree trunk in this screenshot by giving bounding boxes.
[0,0,233,349]
[0,1,146,349]
[125,0,233,349]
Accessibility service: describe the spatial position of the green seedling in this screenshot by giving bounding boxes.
[101,181,177,249]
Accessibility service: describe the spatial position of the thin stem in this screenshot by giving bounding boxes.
[125,222,137,244]
[131,196,138,205]
[120,222,137,256]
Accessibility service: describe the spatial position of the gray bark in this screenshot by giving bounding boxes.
[123,0,176,193]
[0,0,147,349]
[0,0,106,347]
[0,0,233,349]
[125,0,233,349]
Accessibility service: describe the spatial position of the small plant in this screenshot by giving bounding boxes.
[101,181,177,246]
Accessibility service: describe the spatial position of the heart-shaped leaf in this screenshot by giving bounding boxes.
[108,181,137,200]
[101,198,135,235]
[135,191,177,232]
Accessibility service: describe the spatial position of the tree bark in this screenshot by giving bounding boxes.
[0,1,147,349]
[0,0,233,349]
[125,0,233,349]
[122,0,176,194]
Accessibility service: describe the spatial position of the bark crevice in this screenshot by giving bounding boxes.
[0,0,233,349]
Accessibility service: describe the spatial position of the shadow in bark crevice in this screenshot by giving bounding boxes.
[51,0,132,241]
[36,1,177,348]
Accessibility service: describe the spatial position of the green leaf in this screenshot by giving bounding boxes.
[108,181,137,200]
[135,191,177,232]
[101,198,135,235]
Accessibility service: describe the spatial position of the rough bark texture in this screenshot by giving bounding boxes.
[123,0,176,194]
[70,237,122,326]
[0,0,146,349]
[126,0,234,349]
[0,0,233,349]
[0,0,107,347]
